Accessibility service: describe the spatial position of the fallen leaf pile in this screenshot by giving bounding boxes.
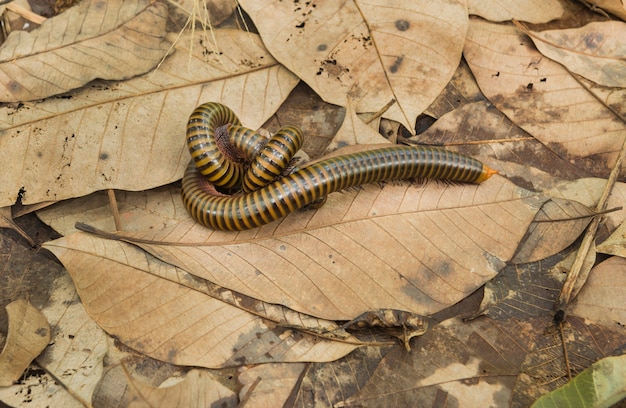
[0,0,625,407]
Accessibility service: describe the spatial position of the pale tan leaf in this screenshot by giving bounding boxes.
[523,21,626,88]
[0,30,299,207]
[126,368,237,408]
[239,0,468,129]
[0,0,170,102]
[36,273,108,407]
[544,178,626,231]
[464,19,626,177]
[512,197,596,263]
[468,0,565,23]
[570,256,626,327]
[597,220,626,257]
[238,363,306,407]
[0,299,50,386]
[125,176,546,320]
[43,234,360,368]
[587,0,626,20]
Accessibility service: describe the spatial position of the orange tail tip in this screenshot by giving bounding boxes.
[476,164,499,183]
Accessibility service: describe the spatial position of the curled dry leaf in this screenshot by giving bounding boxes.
[0,0,170,102]
[126,368,237,408]
[0,30,299,207]
[464,19,626,178]
[43,234,361,368]
[238,0,468,129]
[467,0,564,23]
[521,21,626,88]
[128,176,547,320]
[570,256,626,327]
[0,299,50,386]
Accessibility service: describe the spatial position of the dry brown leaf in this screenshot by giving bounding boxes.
[511,197,596,263]
[545,178,626,231]
[596,220,626,256]
[570,256,626,326]
[43,234,361,368]
[122,176,546,320]
[239,0,468,130]
[126,368,237,408]
[521,21,626,88]
[0,29,299,207]
[0,0,170,102]
[586,0,626,20]
[0,299,50,386]
[468,0,565,23]
[464,19,626,178]
[238,363,306,407]
[35,272,108,406]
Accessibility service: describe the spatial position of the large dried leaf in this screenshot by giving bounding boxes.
[570,256,626,327]
[0,299,50,386]
[239,0,468,129]
[43,234,361,368]
[0,0,170,102]
[523,21,626,88]
[0,30,299,207]
[467,0,565,23]
[464,19,626,178]
[123,176,546,320]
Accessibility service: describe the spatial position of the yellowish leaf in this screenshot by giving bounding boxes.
[0,30,299,207]
[0,299,50,386]
[239,0,469,130]
[0,0,170,102]
[468,0,564,23]
[464,19,626,178]
[43,234,361,368]
[523,21,626,88]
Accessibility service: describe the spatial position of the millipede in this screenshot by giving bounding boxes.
[181,102,497,231]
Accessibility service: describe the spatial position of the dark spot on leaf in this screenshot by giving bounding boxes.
[279,245,287,251]
[317,43,327,51]
[395,20,409,31]
[296,21,305,28]
[99,153,108,160]
[389,56,404,73]
[36,327,48,337]
[526,83,533,91]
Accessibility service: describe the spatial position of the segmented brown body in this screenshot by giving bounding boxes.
[182,103,496,231]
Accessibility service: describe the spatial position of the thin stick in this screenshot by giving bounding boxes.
[107,189,123,231]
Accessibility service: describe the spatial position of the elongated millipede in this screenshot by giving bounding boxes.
[182,103,497,231]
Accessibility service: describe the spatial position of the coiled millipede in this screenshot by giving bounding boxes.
[181,102,497,231]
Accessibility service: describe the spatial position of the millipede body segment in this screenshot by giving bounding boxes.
[182,103,497,231]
